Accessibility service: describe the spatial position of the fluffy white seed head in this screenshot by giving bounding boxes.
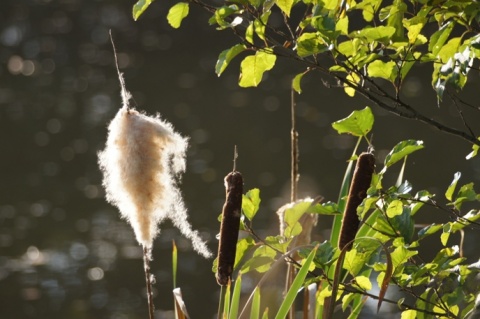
[98,67,211,258]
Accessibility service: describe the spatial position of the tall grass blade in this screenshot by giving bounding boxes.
[330,137,362,248]
[224,281,231,318]
[250,287,261,319]
[173,240,178,289]
[325,243,349,319]
[229,274,243,319]
[275,245,318,319]
[346,296,367,319]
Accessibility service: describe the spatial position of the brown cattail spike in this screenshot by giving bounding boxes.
[216,171,243,286]
[338,152,375,250]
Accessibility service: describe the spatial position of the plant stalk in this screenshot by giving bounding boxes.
[143,246,155,319]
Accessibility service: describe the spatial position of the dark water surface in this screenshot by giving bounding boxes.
[1,0,480,318]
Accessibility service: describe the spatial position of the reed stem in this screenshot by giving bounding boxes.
[143,246,155,319]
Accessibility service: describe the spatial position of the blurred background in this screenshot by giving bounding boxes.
[1,0,480,318]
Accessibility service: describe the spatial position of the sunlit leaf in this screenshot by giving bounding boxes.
[401,309,417,319]
[336,16,349,35]
[344,72,360,96]
[367,60,398,82]
[332,106,374,137]
[133,0,154,21]
[242,188,261,220]
[438,37,462,63]
[167,2,189,29]
[275,0,294,16]
[284,200,312,228]
[216,44,246,76]
[445,172,461,201]
[297,32,330,57]
[403,16,427,44]
[246,22,254,44]
[382,140,424,171]
[418,224,442,240]
[354,275,372,290]
[386,200,403,218]
[292,72,305,94]
[239,51,276,87]
[353,26,396,44]
[310,201,340,215]
[234,237,255,269]
[390,243,417,268]
[429,22,454,56]
[466,139,480,159]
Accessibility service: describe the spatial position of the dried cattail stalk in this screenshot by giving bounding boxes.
[216,170,243,286]
[338,152,375,250]
[98,39,211,258]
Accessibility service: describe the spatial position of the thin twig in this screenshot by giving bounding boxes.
[291,87,299,202]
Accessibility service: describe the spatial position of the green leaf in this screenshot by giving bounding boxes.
[354,275,372,290]
[234,237,255,269]
[418,224,442,240]
[332,106,374,137]
[297,33,330,57]
[241,254,275,273]
[382,140,424,171]
[386,200,403,218]
[292,72,305,94]
[353,26,396,44]
[216,44,246,76]
[167,2,189,29]
[275,0,294,16]
[438,37,462,63]
[284,200,312,228]
[445,172,461,201]
[401,309,417,319]
[239,51,276,87]
[466,140,480,159]
[367,60,398,82]
[344,72,361,97]
[310,201,340,215]
[336,16,349,35]
[429,22,454,56]
[390,206,415,243]
[246,22,254,44]
[403,16,427,45]
[133,0,154,21]
[254,12,271,41]
[242,188,261,220]
[390,243,417,268]
[453,182,477,209]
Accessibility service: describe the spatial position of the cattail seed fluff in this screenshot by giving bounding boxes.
[98,70,211,258]
[338,152,375,250]
[216,171,243,286]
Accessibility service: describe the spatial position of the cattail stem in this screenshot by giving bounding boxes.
[216,170,243,286]
[338,152,376,250]
[143,246,155,319]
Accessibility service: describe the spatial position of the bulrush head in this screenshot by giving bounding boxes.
[98,45,211,258]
